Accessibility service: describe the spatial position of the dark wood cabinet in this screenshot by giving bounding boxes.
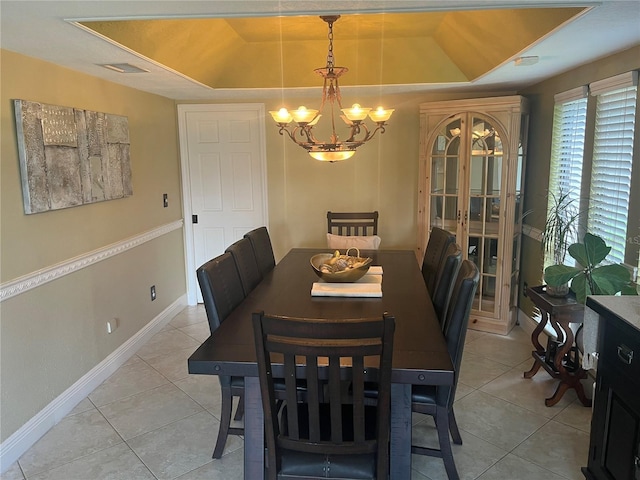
[582,296,640,480]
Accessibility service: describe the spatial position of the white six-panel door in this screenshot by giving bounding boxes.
[178,104,268,304]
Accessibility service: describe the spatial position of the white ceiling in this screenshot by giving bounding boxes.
[1,1,639,100]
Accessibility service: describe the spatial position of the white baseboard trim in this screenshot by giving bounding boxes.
[0,294,187,472]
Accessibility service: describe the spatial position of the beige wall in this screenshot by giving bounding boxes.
[0,50,186,441]
[518,45,640,317]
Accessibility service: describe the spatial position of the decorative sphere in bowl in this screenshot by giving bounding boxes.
[310,249,373,283]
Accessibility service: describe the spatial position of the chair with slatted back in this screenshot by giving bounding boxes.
[431,242,463,328]
[327,211,379,236]
[411,260,479,480]
[253,312,395,480]
[244,226,276,278]
[196,252,246,458]
[225,237,262,297]
[421,227,456,293]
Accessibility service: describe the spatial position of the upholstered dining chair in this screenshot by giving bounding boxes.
[244,226,276,278]
[225,237,262,297]
[421,227,456,293]
[411,260,479,480]
[252,312,395,480]
[196,252,246,459]
[431,242,463,328]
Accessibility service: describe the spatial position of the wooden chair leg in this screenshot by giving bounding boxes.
[436,406,460,480]
[213,386,233,459]
[449,408,462,445]
[233,393,244,421]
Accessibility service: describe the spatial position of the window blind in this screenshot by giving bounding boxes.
[548,98,588,205]
[546,94,588,266]
[588,84,637,264]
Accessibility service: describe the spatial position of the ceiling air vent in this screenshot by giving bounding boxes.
[99,63,149,74]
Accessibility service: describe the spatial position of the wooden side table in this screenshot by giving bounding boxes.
[524,285,592,407]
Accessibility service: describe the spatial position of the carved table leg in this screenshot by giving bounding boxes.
[524,310,549,379]
[524,359,542,379]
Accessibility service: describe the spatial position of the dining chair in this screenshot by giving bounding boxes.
[244,226,276,278]
[252,312,395,480]
[196,252,246,459]
[431,242,463,328]
[225,237,262,296]
[327,211,379,236]
[421,227,456,293]
[411,259,479,480]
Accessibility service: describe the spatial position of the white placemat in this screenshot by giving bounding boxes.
[368,266,383,275]
[311,282,382,297]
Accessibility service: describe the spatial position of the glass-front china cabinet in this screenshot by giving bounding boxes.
[418,96,529,334]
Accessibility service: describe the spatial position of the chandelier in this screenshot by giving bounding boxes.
[269,15,394,162]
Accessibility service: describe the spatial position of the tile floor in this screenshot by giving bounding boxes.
[3,305,593,480]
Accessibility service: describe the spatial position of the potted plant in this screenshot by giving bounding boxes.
[544,232,638,304]
[540,189,581,296]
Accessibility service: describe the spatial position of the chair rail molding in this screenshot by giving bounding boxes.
[0,219,183,302]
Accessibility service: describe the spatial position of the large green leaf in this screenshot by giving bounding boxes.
[544,264,581,286]
[591,264,635,293]
[580,233,611,267]
[570,274,591,304]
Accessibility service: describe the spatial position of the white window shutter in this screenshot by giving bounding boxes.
[588,83,637,264]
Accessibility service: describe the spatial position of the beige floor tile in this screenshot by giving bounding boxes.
[453,391,548,451]
[129,410,240,480]
[465,329,488,345]
[454,380,475,402]
[18,410,122,477]
[480,363,577,418]
[554,398,593,433]
[179,321,211,343]
[411,429,507,480]
[88,359,169,406]
[458,352,512,389]
[27,443,154,480]
[67,397,96,416]
[512,420,590,480]
[476,453,567,480]
[463,334,532,368]
[142,346,198,382]
[174,374,221,412]
[503,325,534,346]
[174,447,244,480]
[135,329,200,361]
[0,462,25,480]
[170,306,208,328]
[98,383,203,440]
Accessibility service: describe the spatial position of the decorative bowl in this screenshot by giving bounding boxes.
[310,248,373,283]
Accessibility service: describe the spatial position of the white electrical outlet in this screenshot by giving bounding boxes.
[106,318,119,334]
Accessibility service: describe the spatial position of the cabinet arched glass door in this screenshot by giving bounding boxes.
[468,114,504,316]
[429,116,461,236]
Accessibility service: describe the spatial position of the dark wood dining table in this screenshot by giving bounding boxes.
[188,248,454,479]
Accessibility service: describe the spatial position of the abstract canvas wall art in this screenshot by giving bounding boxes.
[14,99,132,214]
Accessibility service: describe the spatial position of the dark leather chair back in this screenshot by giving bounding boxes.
[438,259,479,406]
[421,227,456,293]
[225,237,262,297]
[196,252,245,334]
[431,243,463,327]
[253,312,395,480]
[327,211,379,236]
[244,226,275,278]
